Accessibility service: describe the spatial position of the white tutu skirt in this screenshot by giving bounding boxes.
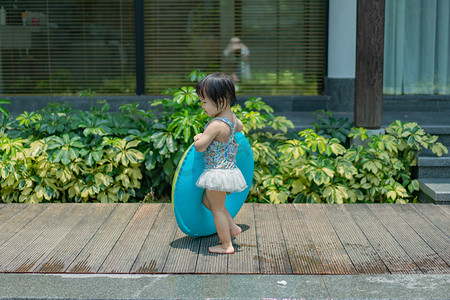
[196,168,247,193]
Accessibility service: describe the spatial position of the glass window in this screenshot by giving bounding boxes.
[145,0,327,95]
[0,0,135,95]
[0,0,327,96]
[384,0,450,95]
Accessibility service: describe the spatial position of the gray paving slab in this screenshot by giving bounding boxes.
[0,274,327,299]
[0,274,449,299]
[323,275,450,299]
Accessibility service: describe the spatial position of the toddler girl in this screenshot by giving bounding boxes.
[193,72,247,254]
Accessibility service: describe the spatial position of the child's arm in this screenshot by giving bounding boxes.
[194,122,221,152]
[235,119,244,133]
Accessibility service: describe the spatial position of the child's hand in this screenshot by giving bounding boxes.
[194,133,203,142]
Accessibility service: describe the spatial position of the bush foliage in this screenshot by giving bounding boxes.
[0,71,447,203]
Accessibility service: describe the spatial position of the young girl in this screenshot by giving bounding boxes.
[193,72,247,254]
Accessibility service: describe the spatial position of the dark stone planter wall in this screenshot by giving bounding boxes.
[2,92,450,117]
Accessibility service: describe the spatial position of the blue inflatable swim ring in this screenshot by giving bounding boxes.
[172,132,254,237]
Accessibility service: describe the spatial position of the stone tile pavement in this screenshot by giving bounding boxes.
[0,273,449,299]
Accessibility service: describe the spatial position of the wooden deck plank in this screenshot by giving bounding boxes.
[131,204,178,273]
[0,204,29,227]
[392,204,450,266]
[413,204,450,238]
[368,204,449,274]
[276,204,324,274]
[325,205,389,274]
[162,227,200,273]
[253,204,292,274]
[3,204,90,272]
[35,204,117,273]
[228,204,260,274]
[346,204,422,274]
[0,203,447,275]
[98,204,162,273]
[0,204,69,271]
[0,204,46,247]
[441,205,450,217]
[67,204,140,273]
[296,204,357,275]
[195,233,229,274]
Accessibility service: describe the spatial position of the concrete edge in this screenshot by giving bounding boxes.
[419,179,450,201]
[0,273,449,300]
[419,180,438,200]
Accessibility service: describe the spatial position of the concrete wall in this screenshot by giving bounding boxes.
[326,0,357,112]
[2,95,330,117]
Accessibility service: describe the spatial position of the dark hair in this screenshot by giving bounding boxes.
[196,72,237,109]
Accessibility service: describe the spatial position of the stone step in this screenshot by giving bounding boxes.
[416,156,450,178]
[415,157,450,179]
[419,178,450,204]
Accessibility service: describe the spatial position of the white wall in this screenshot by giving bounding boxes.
[327,0,357,78]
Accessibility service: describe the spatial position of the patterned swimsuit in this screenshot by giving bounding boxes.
[196,115,247,193]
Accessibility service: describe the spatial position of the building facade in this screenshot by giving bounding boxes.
[0,0,449,112]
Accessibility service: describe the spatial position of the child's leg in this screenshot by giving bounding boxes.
[205,189,234,254]
[224,209,242,238]
[202,191,211,210]
[202,191,242,239]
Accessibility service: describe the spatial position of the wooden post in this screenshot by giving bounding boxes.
[135,0,145,95]
[354,0,385,129]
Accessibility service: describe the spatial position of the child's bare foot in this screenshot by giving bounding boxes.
[230,226,242,238]
[209,244,234,254]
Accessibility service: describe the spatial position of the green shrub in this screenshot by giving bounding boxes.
[0,131,144,203]
[310,109,352,145]
[0,71,447,204]
[0,99,11,118]
[0,70,295,203]
[1,99,145,203]
[276,121,448,204]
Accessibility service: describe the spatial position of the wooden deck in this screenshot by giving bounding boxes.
[0,203,448,275]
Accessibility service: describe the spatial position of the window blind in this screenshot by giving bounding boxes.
[0,0,327,96]
[0,0,135,95]
[144,0,327,95]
